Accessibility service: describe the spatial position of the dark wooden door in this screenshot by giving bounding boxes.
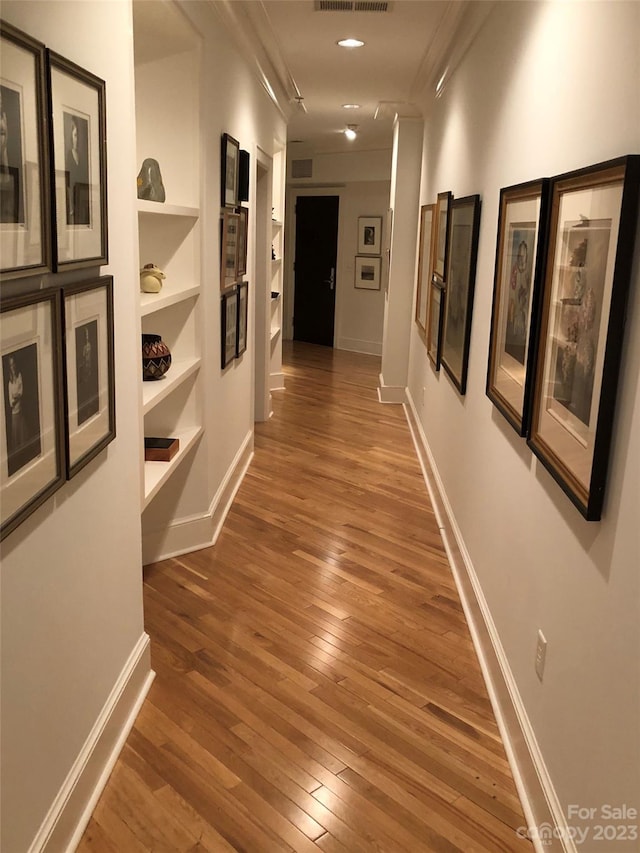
[293,195,339,346]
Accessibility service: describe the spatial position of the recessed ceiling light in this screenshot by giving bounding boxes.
[342,103,361,109]
[337,38,364,48]
[344,125,358,141]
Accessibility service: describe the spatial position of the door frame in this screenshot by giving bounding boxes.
[284,185,345,347]
[254,147,272,422]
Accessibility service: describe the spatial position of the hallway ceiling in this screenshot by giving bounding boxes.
[214,0,494,155]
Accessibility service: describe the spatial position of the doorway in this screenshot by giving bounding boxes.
[293,195,339,347]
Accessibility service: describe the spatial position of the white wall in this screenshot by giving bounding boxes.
[408,0,640,839]
[1,2,147,851]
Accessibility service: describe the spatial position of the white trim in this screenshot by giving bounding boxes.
[404,390,574,853]
[377,373,407,404]
[269,371,285,390]
[142,429,254,564]
[337,337,382,356]
[29,634,154,853]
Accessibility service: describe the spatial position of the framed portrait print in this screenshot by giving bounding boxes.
[221,133,239,208]
[220,208,239,290]
[415,204,435,332]
[0,21,52,280]
[441,194,481,395]
[357,216,382,255]
[236,280,248,357]
[221,288,238,369]
[486,179,550,435]
[433,191,452,282]
[354,255,381,290]
[48,51,107,271]
[427,278,445,370]
[63,275,115,478]
[528,156,640,521]
[236,205,248,277]
[1,288,65,540]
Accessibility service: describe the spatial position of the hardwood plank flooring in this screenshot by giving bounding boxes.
[78,342,532,852]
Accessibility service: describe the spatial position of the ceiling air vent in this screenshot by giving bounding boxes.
[314,1,391,10]
[291,158,313,179]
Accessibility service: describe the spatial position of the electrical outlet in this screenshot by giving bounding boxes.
[535,629,547,681]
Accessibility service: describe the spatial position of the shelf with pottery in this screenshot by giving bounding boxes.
[143,424,204,509]
[142,356,202,415]
[140,282,200,316]
[138,200,199,219]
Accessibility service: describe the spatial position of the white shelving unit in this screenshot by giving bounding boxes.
[269,147,286,390]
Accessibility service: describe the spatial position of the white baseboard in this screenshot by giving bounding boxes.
[28,633,154,853]
[336,337,382,356]
[269,371,285,391]
[377,372,408,404]
[142,430,254,564]
[404,390,574,853]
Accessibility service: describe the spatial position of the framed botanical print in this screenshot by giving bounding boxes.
[236,280,248,357]
[236,205,248,277]
[0,21,52,279]
[63,275,115,477]
[221,133,239,208]
[528,156,640,520]
[354,255,381,290]
[220,208,239,290]
[427,277,445,370]
[48,51,108,270]
[486,179,550,435]
[1,288,65,540]
[415,204,435,332]
[441,194,481,395]
[433,191,452,282]
[221,288,238,369]
[357,216,382,255]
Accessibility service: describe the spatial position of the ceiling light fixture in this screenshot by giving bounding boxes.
[337,38,364,48]
[435,69,447,96]
[344,124,358,141]
[342,103,361,109]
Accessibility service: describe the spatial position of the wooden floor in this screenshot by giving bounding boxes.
[78,342,531,853]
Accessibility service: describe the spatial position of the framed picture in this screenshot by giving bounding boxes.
[221,133,239,208]
[236,205,248,277]
[486,179,550,435]
[354,255,381,290]
[433,191,452,281]
[63,275,115,478]
[220,208,239,290]
[415,204,435,332]
[48,51,107,270]
[427,278,445,370]
[357,216,382,255]
[527,156,640,521]
[1,288,65,541]
[236,280,248,357]
[441,194,481,395]
[221,288,238,369]
[0,22,52,280]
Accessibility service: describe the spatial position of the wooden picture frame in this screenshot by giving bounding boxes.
[357,216,382,255]
[527,155,640,520]
[0,21,52,280]
[236,205,248,277]
[1,288,65,540]
[221,132,239,208]
[441,194,481,395]
[220,208,239,290]
[236,280,248,357]
[433,190,452,282]
[354,255,381,290]
[427,277,445,370]
[48,50,108,271]
[415,204,435,332]
[221,288,238,369]
[487,179,550,435]
[63,275,115,478]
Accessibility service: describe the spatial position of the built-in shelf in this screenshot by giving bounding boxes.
[270,291,280,300]
[270,325,281,342]
[138,200,199,218]
[142,357,201,415]
[143,425,204,509]
[272,219,283,228]
[140,284,200,316]
[272,258,281,266]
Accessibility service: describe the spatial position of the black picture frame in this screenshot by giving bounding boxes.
[1,288,65,541]
[433,190,452,283]
[0,20,52,280]
[236,280,248,357]
[415,203,435,332]
[221,288,238,369]
[527,155,640,521]
[427,277,445,371]
[220,208,240,290]
[221,133,239,208]
[236,205,248,277]
[440,194,481,395]
[47,50,108,271]
[62,275,115,478]
[487,179,550,435]
[354,255,381,290]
